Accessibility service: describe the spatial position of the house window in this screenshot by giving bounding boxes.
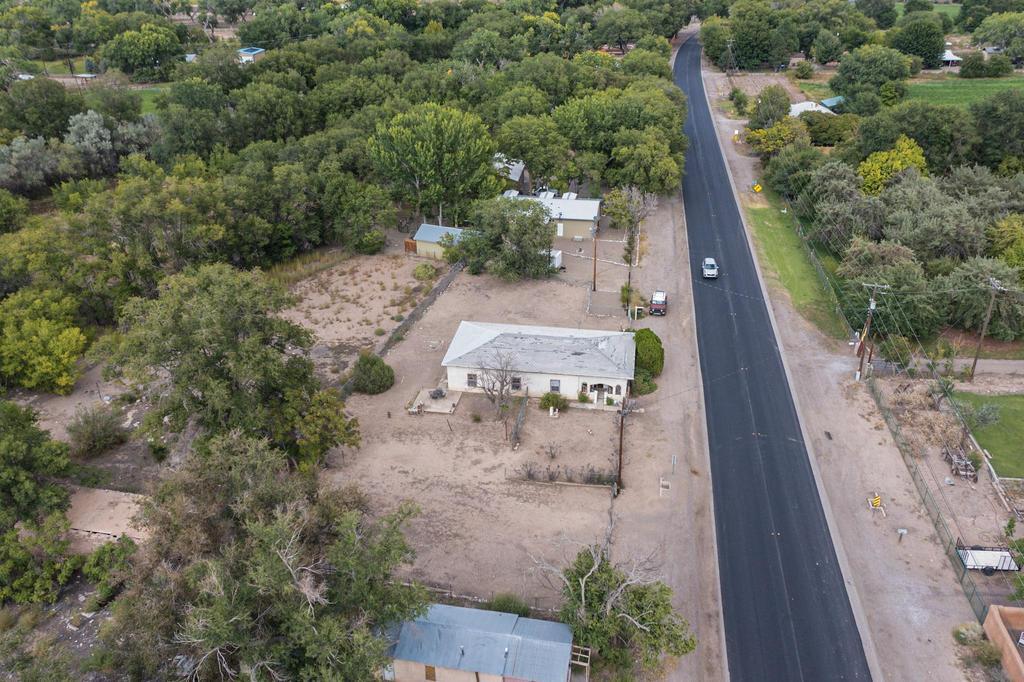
[615,385,621,395]
[550,379,561,393]
[511,376,522,391]
[425,665,437,681]
[467,373,477,388]
[581,382,588,393]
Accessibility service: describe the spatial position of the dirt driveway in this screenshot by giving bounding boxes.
[317,193,723,680]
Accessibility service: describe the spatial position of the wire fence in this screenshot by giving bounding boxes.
[866,378,988,622]
[782,198,989,621]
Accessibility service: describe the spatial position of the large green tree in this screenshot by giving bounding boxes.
[974,12,1024,63]
[105,435,427,679]
[369,103,500,224]
[891,14,946,69]
[970,89,1024,170]
[449,197,555,279]
[497,115,571,191]
[851,100,977,173]
[856,0,898,29]
[544,544,696,669]
[102,264,358,466]
[829,44,911,98]
[0,78,83,139]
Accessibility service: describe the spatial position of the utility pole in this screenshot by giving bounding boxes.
[857,283,889,380]
[969,277,1005,381]
[616,398,632,494]
[591,226,598,292]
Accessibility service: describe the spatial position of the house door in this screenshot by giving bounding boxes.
[557,222,564,237]
[594,384,605,402]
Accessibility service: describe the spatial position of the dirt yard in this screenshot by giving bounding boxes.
[312,191,723,679]
[703,47,976,681]
[280,252,432,377]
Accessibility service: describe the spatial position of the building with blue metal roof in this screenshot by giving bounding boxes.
[412,224,464,260]
[389,603,574,682]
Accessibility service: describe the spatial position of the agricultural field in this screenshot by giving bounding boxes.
[906,74,1024,107]
[956,391,1024,478]
[895,2,961,18]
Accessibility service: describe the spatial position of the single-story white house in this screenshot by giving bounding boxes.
[388,604,574,682]
[789,101,834,117]
[512,194,602,240]
[442,321,635,405]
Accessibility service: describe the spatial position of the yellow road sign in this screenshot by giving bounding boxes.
[753,183,762,193]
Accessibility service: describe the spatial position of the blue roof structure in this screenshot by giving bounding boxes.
[413,224,463,244]
[237,47,265,56]
[821,95,845,108]
[391,604,573,682]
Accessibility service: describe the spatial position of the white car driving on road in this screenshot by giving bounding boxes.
[701,257,719,279]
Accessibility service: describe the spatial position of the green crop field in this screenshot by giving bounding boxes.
[895,2,961,18]
[955,392,1024,478]
[906,74,1024,107]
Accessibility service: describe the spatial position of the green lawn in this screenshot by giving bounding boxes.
[32,58,88,75]
[795,80,834,102]
[744,193,848,339]
[906,74,1024,107]
[138,85,170,115]
[895,2,961,18]
[956,392,1024,478]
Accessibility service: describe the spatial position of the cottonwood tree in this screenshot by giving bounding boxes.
[533,518,696,670]
[449,197,555,280]
[478,350,517,419]
[603,186,657,265]
[104,434,427,679]
[101,264,358,467]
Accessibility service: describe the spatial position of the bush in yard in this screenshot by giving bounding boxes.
[960,53,1013,78]
[484,593,530,617]
[351,352,395,394]
[632,367,657,395]
[578,391,591,403]
[539,392,568,411]
[728,87,749,116]
[878,335,914,367]
[793,61,814,79]
[66,405,128,459]
[634,328,664,377]
[354,229,386,254]
[413,263,437,281]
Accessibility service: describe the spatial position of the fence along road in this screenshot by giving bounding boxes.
[673,36,872,680]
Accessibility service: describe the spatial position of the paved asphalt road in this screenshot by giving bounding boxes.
[673,37,872,681]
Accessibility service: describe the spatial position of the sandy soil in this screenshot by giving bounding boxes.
[704,57,975,681]
[281,252,432,377]
[316,192,723,680]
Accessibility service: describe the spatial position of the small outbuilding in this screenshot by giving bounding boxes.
[941,49,962,67]
[789,101,834,117]
[495,154,530,193]
[237,46,266,64]
[820,95,846,110]
[442,320,635,405]
[411,223,463,260]
[515,195,601,240]
[388,603,576,682]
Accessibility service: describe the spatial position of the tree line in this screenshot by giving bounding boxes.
[748,81,1024,355]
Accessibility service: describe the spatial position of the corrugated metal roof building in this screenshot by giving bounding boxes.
[413,224,464,260]
[389,604,573,682]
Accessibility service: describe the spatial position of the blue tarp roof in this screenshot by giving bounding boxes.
[413,224,463,244]
[391,604,572,682]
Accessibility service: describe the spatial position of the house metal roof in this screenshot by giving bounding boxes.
[789,101,834,117]
[495,154,526,182]
[414,224,464,244]
[442,321,636,381]
[237,46,265,55]
[391,604,572,682]
[820,95,845,108]
[516,195,601,223]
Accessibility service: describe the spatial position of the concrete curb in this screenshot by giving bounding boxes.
[696,49,886,682]
[675,32,731,681]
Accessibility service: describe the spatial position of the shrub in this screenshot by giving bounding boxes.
[539,392,568,411]
[354,229,386,254]
[413,263,437,281]
[728,87,749,116]
[81,537,136,609]
[66,405,128,459]
[374,327,385,336]
[960,53,1013,79]
[471,413,482,423]
[968,639,1002,668]
[351,353,395,394]
[484,593,530,617]
[799,111,860,147]
[632,367,657,395]
[0,188,28,234]
[605,397,614,406]
[634,328,664,377]
[578,391,591,403]
[793,61,814,79]
[879,335,914,367]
